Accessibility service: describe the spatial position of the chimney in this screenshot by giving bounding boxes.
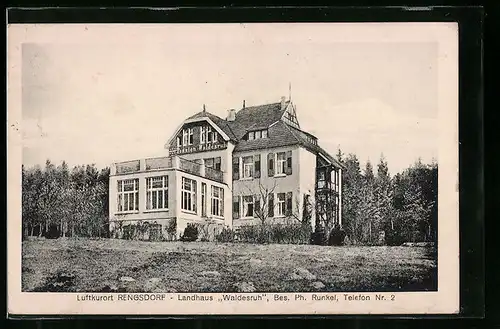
[243,100,246,109]
[281,96,286,110]
[227,109,236,121]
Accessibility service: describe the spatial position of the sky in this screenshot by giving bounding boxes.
[20,23,440,175]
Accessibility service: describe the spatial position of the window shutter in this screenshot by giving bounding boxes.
[233,196,240,219]
[254,195,260,218]
[286,192,293,216]
[285,150,293,175]
[232,157,240,180]
[221,189,224,214]
[268,194,274,217]
[193,182,198,213]
[268,153,275,177]
[254,154,261,178]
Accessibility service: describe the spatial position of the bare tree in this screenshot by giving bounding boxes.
[241,178,278,226]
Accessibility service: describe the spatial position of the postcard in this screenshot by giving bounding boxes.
[7,21,459,315]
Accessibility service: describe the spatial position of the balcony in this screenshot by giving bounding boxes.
[112,156,224,183]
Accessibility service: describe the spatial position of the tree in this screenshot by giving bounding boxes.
[375,154,394,242]
[21,160,111,239]
[341,153,363,244]
[336,147,344,163]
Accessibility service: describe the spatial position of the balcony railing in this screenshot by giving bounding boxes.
[116,160,140,174]
[179,158,202,176]
[113,156,224,183]
[145,157,172,170]
[206,166,224,182]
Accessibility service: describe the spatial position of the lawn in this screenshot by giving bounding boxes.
[22,237,437,293]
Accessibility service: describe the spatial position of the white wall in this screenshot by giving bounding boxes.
[232,145,319,227]
[298,147,317,229]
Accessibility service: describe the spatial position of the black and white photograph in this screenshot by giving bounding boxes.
[8,22,459,315]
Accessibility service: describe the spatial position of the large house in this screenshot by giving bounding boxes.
[109,96,344,241]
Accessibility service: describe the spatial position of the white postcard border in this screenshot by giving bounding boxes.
[7,22,459,315]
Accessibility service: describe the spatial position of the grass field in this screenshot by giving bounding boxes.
[22,237,437,293]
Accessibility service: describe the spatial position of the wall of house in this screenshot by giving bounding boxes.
[232,145,302,227]
[298,147,318,230]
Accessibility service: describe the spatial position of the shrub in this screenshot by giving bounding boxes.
[328,228,346,246]
[385,230,405,246]
[216,228,235,243]
[122,225,134,240]
[197,223,210,242]
[180,223,198,242]
[237,224,311,244]
[165,218,177,241]
[45,223,60,239]
[310,227,327,245]
[236,225,268,244]
[148,223,163,242]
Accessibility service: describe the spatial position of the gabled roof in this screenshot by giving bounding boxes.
[187,111,238,141]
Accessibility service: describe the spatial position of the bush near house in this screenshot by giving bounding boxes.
[180,223,199,242]
[234,224,312,245]
[215,228,235,243]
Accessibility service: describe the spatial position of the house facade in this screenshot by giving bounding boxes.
[109,96,344,241]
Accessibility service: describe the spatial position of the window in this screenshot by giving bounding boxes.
[204,157,222,171]
[200,126,206,144]
[181,177,197,213]
[268,151,292,177]
[117,179,139,212]
[276,152,287,175]
[205,158,214,169]
[211,186,224,217]
[242,156,254,178]
[247,129,268,140]
[276,193,286,217]
[201,183,207,217]
[242,195,254,218]
[317,170,326,189]
[201,125,217,144]
[182,128,193,146]
[146,176,168,210]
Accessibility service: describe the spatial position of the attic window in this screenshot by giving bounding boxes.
[247,129,268,141]
[200,125,218,144]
